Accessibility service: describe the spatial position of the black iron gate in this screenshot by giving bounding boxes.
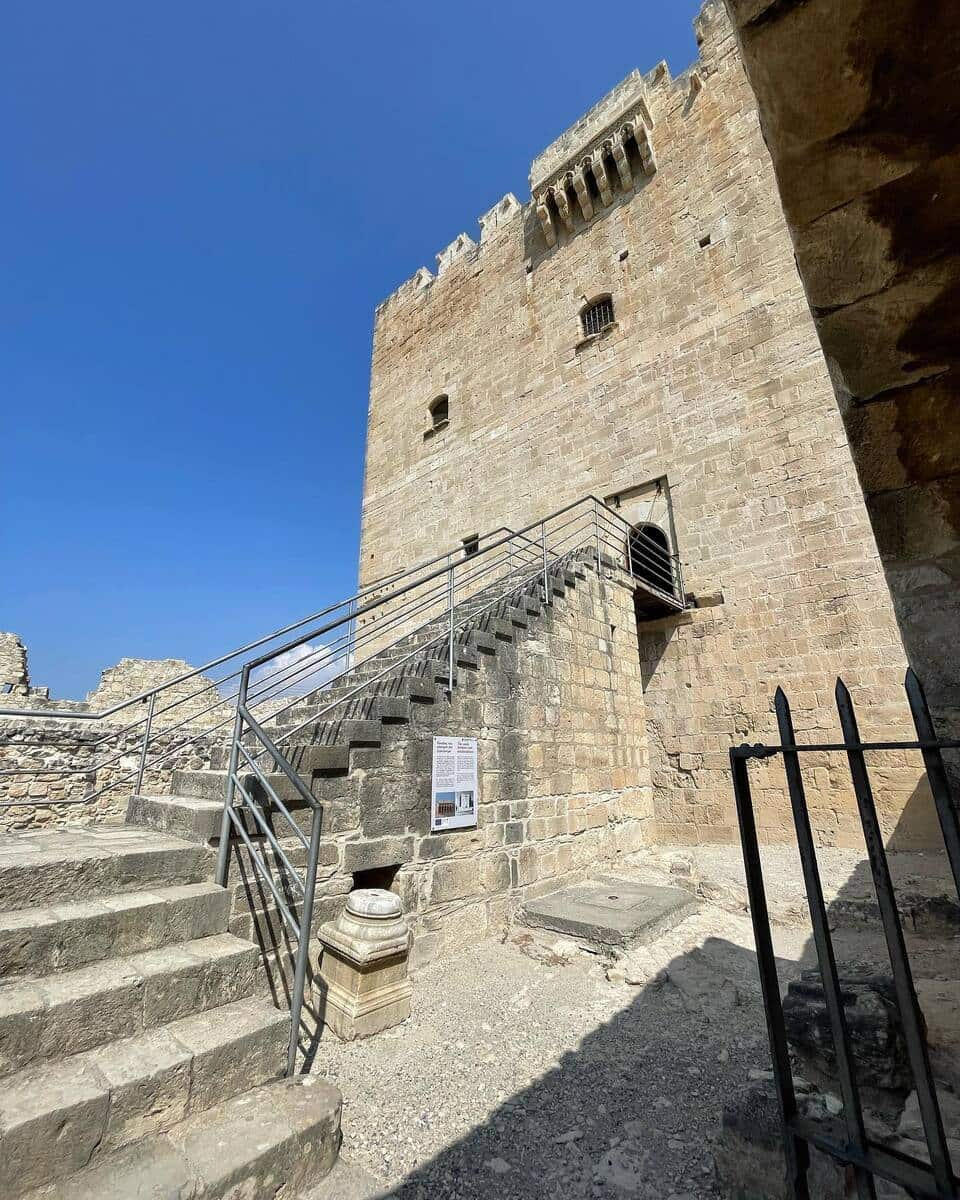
[731,668,960,1199]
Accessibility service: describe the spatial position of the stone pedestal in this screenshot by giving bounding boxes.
[317,888,411,1041]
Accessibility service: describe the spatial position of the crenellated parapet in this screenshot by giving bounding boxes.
[377,193,522,312]
[376,0,731,311]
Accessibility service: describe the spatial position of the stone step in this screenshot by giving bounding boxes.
[470,629,498,654]
[372,695,412,722]
[127,792,225,844]
[0,932,259,1077]
[304,719,383,749]
[283,745,353,776]
[300,1157,383,1200]
[0,881,232,977]
[19,1070,339,1200]
[171,768,233,802]
[485,616,516,641]
[0,827,210,913]
[0,995,288,1199]
[504,605,529,628]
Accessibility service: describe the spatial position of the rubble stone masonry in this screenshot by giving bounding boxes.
[359,2,929,847]
[0,643,230,831]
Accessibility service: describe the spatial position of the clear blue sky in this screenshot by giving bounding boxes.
[2,1,703,699]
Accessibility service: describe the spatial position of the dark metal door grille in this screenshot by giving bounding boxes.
[731,668,960,1199]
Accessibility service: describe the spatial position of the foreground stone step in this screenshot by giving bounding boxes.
[0,827,209,913]
[301,1157,383,1200]
[127,792,225,844]
[23,1073,342,1200]
[0,932,259,1077]
[519,875,698,952]
[0,995,288,1198]
[0,881,231,977]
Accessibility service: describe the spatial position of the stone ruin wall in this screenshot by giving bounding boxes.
[0,635,233,831]
[359,1,931,849]
[0,634,29,692]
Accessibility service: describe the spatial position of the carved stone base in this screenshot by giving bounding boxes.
[317,888,412,1042]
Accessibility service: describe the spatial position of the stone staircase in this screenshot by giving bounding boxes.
[127,552,601,991]
[133,552,592,829]
[0,825,343,1199]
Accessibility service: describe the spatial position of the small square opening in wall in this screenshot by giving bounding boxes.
[351,864,400,892]
[698,234,712,248]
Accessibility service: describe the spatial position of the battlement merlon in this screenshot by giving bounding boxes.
[374,0,731,311]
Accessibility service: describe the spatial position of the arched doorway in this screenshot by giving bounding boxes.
[627,523,674,596]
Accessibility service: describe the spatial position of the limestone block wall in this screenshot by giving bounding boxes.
[293,567,654,969]
[721,0,960,743]
[358,1,922,846]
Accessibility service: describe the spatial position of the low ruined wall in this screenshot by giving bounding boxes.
[0,716,228,832]
[86,658,234,727]
[0,644,234,832]
[0,633,29,691]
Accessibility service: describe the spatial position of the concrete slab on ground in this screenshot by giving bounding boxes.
[518,875,697,950]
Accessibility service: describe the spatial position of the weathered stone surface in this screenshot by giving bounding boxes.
[715,1082,847,1200]
[783,970,912,1091]
[342,835,414,874]
[665,952,741,1013]
[723,0,960,738]
[898,1086,960,1142]
[171,996,288,1113]
[0,1055,111,1197]
[0,826,209,910]
[430,858,483,904]
[32,1075,343,1200]
[0,882,230,977]
[520,877,696,950]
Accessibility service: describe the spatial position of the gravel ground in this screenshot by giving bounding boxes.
[309,902,806,1199]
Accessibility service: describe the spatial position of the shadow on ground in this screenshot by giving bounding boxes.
[321,786,959,1199]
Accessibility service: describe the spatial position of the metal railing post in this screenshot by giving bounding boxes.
[905,667,960,899]
[446,564,455,695]
[541,521,551,605]
[593,501,602,571]
[672,553,685,603]
[835,679,954,1194]
[215,664,249,887]
[287,807,323,1076]
[775,689,876,1200]
[134,692,157,796]
[731,747,811,1199]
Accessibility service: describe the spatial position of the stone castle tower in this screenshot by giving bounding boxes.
[357,0,920,847]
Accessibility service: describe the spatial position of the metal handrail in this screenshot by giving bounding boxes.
[0,492,685,1074]
[0,494,684,814]
[0,522,520,725]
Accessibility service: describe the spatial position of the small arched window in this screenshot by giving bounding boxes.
[429,395,449,429]
[628,523,675,596]
[581,296,614,337]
